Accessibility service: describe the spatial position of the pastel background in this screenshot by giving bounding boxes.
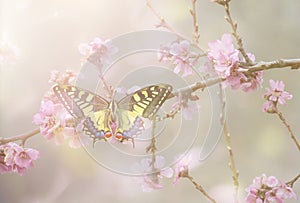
[1,0,300,202]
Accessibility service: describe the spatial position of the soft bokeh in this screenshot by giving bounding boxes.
[1,0,300,202]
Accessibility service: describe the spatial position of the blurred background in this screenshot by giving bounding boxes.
[1,0,300,202]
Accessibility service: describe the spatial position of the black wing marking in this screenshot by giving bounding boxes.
[53,85,109,118]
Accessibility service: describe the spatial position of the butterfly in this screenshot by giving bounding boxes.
[53,84,173,145]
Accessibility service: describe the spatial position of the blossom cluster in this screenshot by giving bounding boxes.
[33,70,87,148]
[78,37,118,68]
[262,80,293,113]
[134,154,193,192]
[245,174,297,203]
[207,34,263,92]
[158,40,198,77]
[0,142,39,175]
[133,156,173,192]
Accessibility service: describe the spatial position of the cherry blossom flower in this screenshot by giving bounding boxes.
[173,154,193,185]
[133,156,173,192]
[240,70,264,92]
[264,80,293,105]
[0,40,19,65]
[207,35,263,92]
[78,37,118,68]
[49,70,77,85]
[0,142,39,175]
[33,100,73,144]
[245,174,297,203]
[262,80,293,113]
[33,99,87,148]
[207,33,240,78]
[158,40,198,77]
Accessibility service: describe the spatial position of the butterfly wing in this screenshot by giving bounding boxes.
[118,84,173,119]
[53,85,112,142]
[115,84,173,142]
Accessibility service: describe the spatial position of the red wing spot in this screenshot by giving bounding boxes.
[115,132,123,140]
[105,131,112,139]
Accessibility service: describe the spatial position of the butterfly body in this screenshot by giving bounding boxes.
[53,84,172,144]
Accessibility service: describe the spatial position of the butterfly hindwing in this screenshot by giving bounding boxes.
[118,84,173,119]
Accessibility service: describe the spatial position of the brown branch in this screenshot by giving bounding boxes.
[167,77,224,100]
[219,84,239,203]
[0,128,40,146]
[186,175,217,203]
[286,174,300,188]
[223,1,252,64]
[275,109,300,151]
[189,0,200,44]
[245,59,300,73]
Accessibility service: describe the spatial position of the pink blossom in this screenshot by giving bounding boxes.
[262,101,276,113]
[158,40,198,77]
[222,52,263,92]
[49,70,77,85]
[33,99,84,148]
[264,80,293,105]
[78,37,118,67]
[133,156,173,192]
[173,154,192,185]
[0,142,39,175]
[240,70,264,92]
[207,34,240,78]
[262,80,292,113]
[245,174,297,203]
[0,40,19,65]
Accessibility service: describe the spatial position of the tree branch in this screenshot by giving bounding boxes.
[275,109,300,151]
[286,174,300,188]
[219,84,239,203]
[189,0,200,44]
[223,1,252,64]
[0,128,40,146]
[146,1,182,38]
[186,175,217,203]
[245,59,300,73]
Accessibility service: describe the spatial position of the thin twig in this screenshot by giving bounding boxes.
[146,1,182,37]
[275,109,300,151]
[146,116,158,169]
[186,175,217,203]
[189,0,200,44]
[219,84,239,203]
[223,1,252,64]
[286,174,300,188]
[0,128,40,146]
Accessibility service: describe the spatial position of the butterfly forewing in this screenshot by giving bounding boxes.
[53,85,109,118]
[118,84,173,119]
